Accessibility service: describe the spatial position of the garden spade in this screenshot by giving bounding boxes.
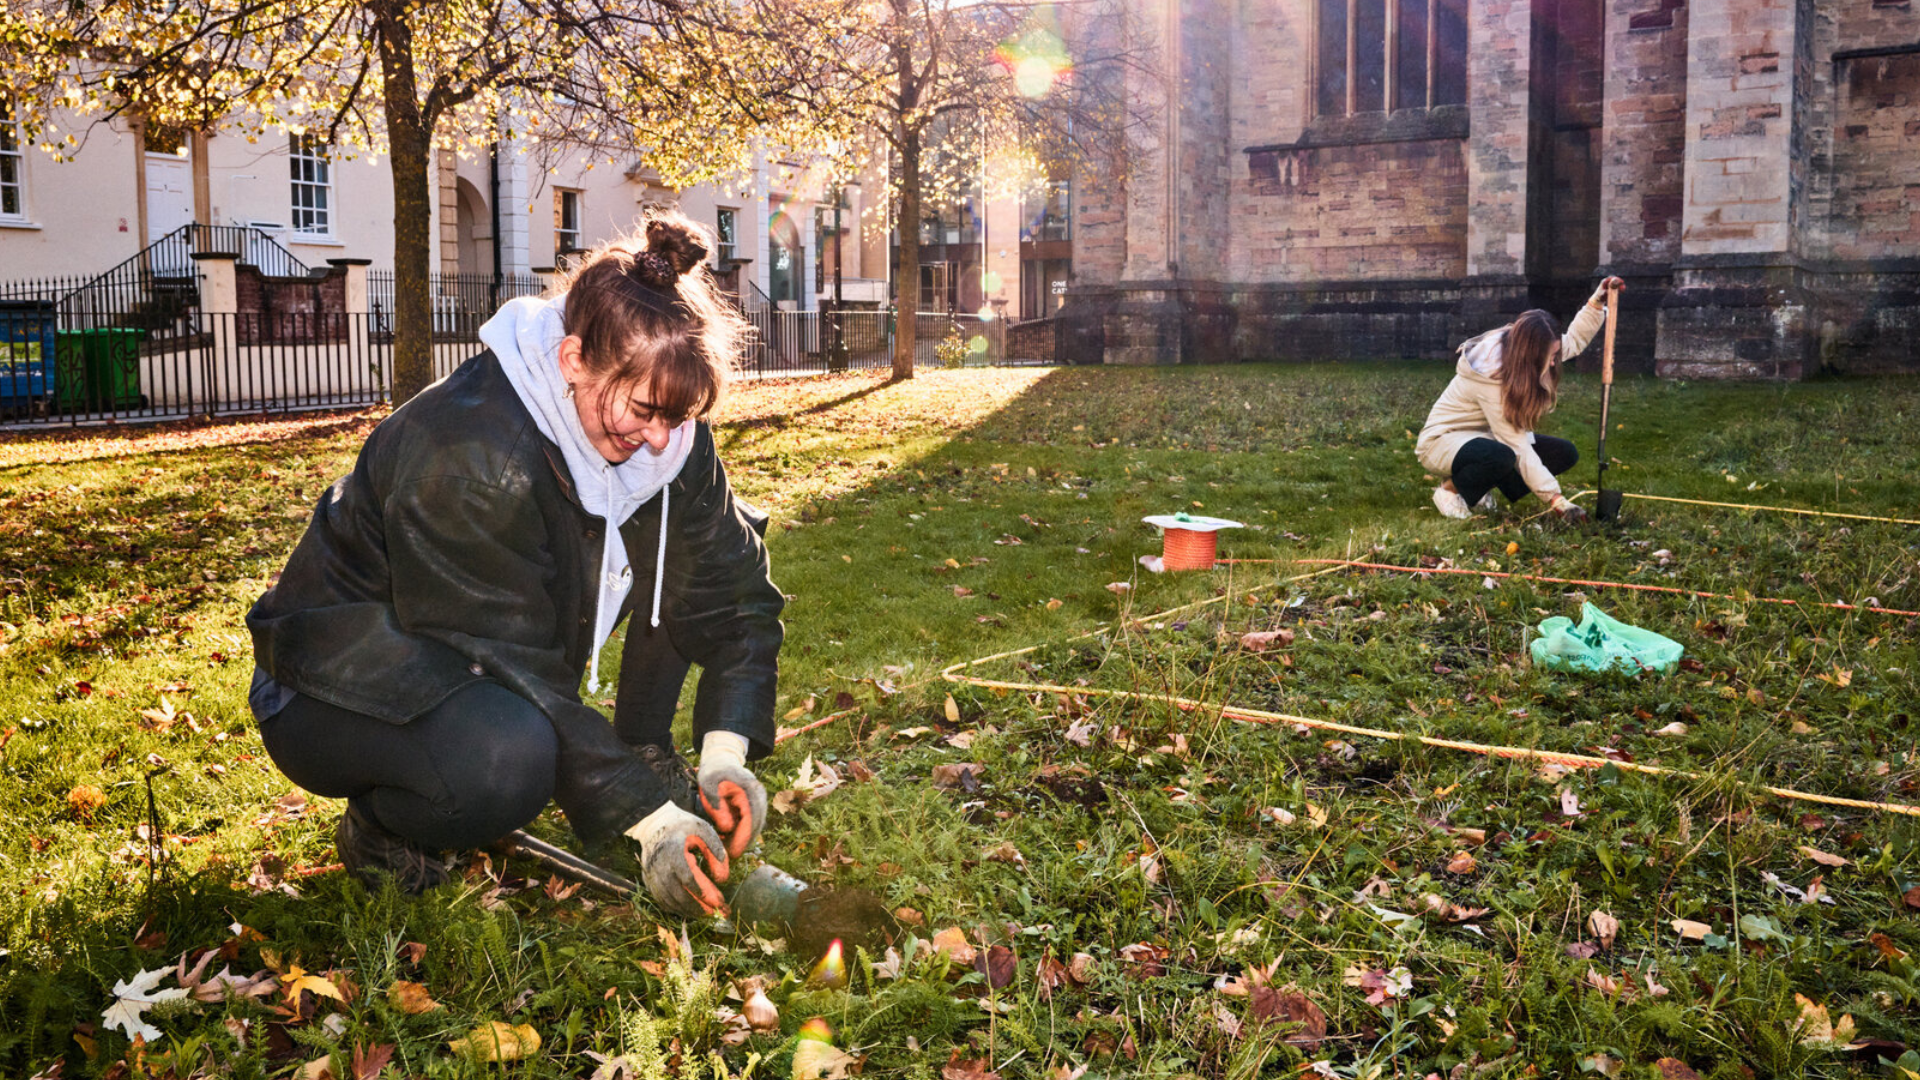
[496,828,808,923]
[1595,283,1624,522]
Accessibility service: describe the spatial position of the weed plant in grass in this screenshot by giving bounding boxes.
[0,365,1916,1078]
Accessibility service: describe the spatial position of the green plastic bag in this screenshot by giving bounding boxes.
[1530,602,1684,676]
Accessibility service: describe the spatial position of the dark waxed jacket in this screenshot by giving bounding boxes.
[246,349,783,841]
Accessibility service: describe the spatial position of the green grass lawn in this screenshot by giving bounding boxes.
[2,363,1917,1079]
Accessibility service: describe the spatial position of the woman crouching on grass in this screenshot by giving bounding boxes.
[246,210,781,916]
[1415,276,1625,524]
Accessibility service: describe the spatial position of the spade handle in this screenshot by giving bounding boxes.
[1601,284,1620,387]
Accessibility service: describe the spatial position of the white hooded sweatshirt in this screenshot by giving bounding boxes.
[479,295,694,692]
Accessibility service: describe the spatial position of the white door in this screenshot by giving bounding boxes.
[145,153,195,273]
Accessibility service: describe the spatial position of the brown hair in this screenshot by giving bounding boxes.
[1499,309,1562,431]
[554,209,745,422]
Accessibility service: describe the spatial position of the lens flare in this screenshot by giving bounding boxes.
[994,25,1073,100]
[1015,56,1060,98]
[807,938,847,988]
[976,305,996,322]
[968,335,989,355]
[797,1016,835,1043]
[982,270,1003,293]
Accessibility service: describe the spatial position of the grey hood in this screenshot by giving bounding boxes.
[480,295,694,690]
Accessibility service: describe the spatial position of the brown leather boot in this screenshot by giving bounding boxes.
[335,801,448,894]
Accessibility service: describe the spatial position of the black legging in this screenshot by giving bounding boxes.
[260,681,557,851]
[1448,435,1579,507]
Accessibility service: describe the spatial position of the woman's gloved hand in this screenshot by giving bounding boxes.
[1550,494,1590,524]
[697,731,767,859]
[625,803,730,917]
[1589,276,1627,307]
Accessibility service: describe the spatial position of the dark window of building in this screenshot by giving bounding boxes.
[554,189,582,253]
[1317,0,1466,118]
[1433,0,1467,106]
[289,135,332,235]
[715,207,736,262]
[1353,0,1388,112]
[1316,0,1348,119]
[1392,0,1428,111]
[1021,179,1072,243]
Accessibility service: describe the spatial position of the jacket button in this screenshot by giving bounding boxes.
[469,663,485,676]
[584,527,600,540]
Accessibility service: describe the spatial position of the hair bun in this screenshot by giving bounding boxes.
[644,217,709,278]
[631,251,679,290]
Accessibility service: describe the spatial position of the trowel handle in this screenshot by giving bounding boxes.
[1601,284,1620,387]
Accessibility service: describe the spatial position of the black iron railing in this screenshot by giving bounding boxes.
[0,297,1014,430]
[368,271,550,341]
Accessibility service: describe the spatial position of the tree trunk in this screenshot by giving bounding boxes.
[373,0,435,405]
[892,129,920,382]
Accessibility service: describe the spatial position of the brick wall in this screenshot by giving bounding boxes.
[1236,140,1469,282]
[1678,0,1801,255]
[1174,0,1235,280]
[1465,0,1536,277]
[1828,55,1920,260]
[1600,0,1690,269]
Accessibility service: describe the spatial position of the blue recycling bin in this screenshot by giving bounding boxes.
[0,299,57,414]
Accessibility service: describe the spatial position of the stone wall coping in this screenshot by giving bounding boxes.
[1244,106,1470,154]
[1674,253,1920,275]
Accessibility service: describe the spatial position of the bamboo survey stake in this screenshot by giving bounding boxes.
[1595,284,1624,522]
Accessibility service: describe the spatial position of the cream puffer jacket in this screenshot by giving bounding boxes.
[1415,287,1609,501]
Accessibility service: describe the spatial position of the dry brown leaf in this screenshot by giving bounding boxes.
[974,945,1017,990]
[929,927,976,966]
[983,842,1026,870]
[930,763,984,791]
[1239,629,1295,652]
[1067,952,1096,986]
[1653,722,1689,737]
[1654,1059,1701,1080]
[282,965,345,1004]
[943,695,962,723]
[1588,910,1620,950]
[892,906,925,927]
[1670,918,1711,942]
[1420,894,1489,924]
[1248,986,1326,1049]
[792,1037,862,1079]
[448,1021,540,1062]
[1117,942,1167,979]
[1792,993,1858,1047]
[1445,850,1476,874]
[941,1048,1001,1080]
[1870,932,1908,960]
[1036,953,1071,1000]
[1798,845,1849,868]
[1584,968,1623,997]
[387,980,441,1016]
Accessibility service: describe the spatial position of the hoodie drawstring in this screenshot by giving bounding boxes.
[651,483,668,628]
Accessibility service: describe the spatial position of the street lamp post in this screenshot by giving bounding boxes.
[828,181,849,371]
